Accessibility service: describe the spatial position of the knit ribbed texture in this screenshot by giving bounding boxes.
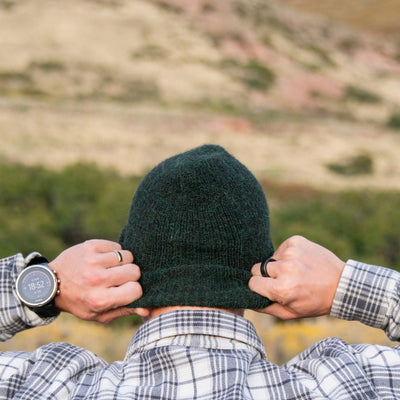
[119,144,274,309]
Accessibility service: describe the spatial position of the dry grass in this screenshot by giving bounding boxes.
[279,0,400,35]
[2,100,400,191]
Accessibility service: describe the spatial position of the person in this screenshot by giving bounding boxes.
[1,144,400,399]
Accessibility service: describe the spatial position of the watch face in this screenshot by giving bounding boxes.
[16,265,57,307]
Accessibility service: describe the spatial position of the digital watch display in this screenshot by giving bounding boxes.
[16,263,60,317]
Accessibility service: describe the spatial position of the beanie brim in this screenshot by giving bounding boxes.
[127,264,272,309]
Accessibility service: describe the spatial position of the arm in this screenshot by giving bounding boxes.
[331,259,400,340]
[0,239,148,341]
[249,235,400,340]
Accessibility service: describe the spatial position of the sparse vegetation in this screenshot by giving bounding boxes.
[387,111,400,130]
[0,0,18,9]
[0,70,31,82]
[111,79,160,103]
[220,58,275,92]
[345,85,381,103]
[131,44,167,60]
[152,0,182,14]
[304,43,336,67]
[339,37,360,53]
[241,60,276,90]
[327,153,374,176]
[29,60,67,72]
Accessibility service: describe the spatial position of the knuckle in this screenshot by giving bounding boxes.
[248,276,257,290]
[291,235,305,243]
[131,281,143,298]
[86,293,107,313]
[83,239,97,252]
[131,265,141,280]
[83,270,104,287]
[286,235,304,249]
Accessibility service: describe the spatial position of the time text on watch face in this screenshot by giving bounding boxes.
[17,266,55,305]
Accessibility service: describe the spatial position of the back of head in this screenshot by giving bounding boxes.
[119,144,274,309]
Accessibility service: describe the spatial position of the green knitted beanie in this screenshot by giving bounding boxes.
[119,144,274,309]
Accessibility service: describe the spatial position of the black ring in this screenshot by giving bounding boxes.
[260,257,276,277]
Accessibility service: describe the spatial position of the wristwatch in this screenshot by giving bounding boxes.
[15,261,60,318]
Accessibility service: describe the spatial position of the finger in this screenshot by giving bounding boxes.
[96,307,149,324]
[104,264,141,287]
[105,281,143,309]
[249,276,281,303]
[272,236,303,260]
[134,308,150,317]
[99,249,134,267]
[273,235,309,260]
[255,303,298,320]
[85,239,123,253]
[251,260,279,278]
[251,263,263,277]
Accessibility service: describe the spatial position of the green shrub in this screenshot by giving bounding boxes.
[131,45,167,60]
[0,162,140,260]
[2,161,400,271]
[0,71,32,83]
[345,85,381,103]
[29,60,67,72]
[220,58,275,92]
[111,79,160,103]
[241,61,275,90]
[266,185,400,269]
[327,153,374,176]
[387,111,400,130]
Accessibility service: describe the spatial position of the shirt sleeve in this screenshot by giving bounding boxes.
[0,253,57,342]
[331,259,400,341]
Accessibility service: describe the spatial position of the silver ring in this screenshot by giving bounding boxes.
[114,250,123,263]
[260,257,276,277]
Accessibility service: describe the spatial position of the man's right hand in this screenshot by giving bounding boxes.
[50,239,148,324]
[249,235,345,320]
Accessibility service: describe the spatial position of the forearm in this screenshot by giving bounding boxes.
[0,253,56,341]
[331,259,400,341]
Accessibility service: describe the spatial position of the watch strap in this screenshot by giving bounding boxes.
[29,298,60,318]
[27,255,49,266]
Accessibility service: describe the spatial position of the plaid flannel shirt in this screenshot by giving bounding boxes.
[1,254,400,399]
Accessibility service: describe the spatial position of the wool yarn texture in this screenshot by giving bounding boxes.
[119,144,274,309]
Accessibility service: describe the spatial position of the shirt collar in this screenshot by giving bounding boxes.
[125,309,267,361]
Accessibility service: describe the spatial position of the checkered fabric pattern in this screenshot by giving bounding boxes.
[0,253,56,342]
[1,254,400,399]
[331,259,400,339]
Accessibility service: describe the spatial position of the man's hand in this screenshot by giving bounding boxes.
[249,235,345,320]
[50,239,148,323]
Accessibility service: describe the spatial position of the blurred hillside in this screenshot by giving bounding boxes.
[1,0,400,190]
